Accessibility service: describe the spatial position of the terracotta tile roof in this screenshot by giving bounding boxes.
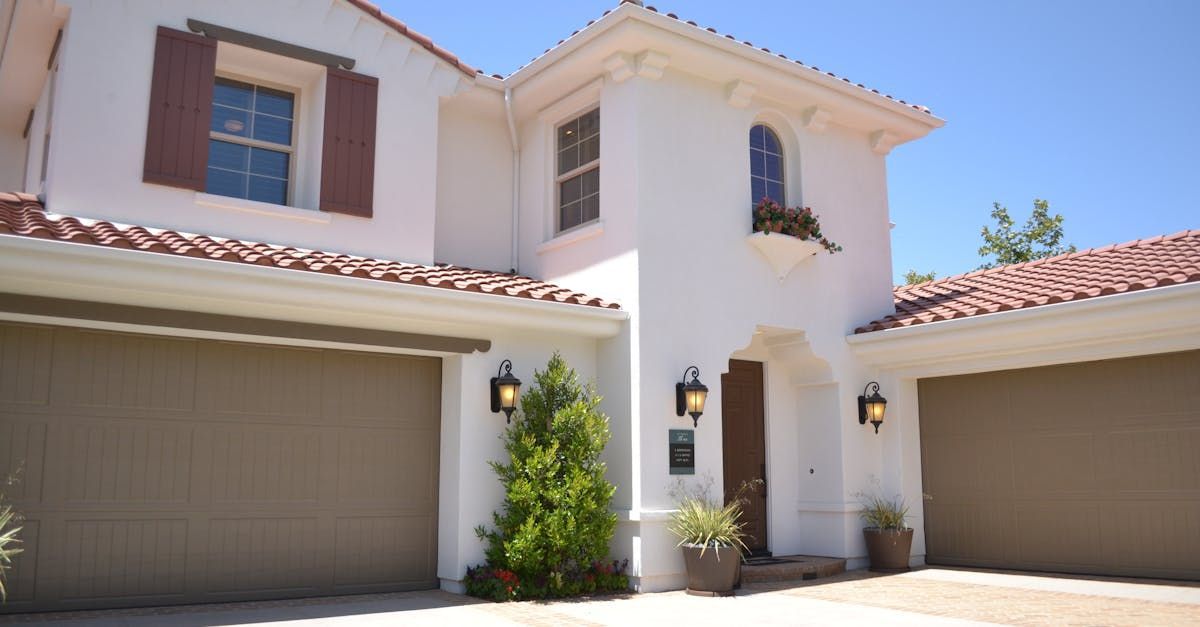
[509,0,934,116]
[855,231,1200,334]
[342,0,478,76]
[0,193,619,310]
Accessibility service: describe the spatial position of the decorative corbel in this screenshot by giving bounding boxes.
[603,52,636,83]
[725,80,756,108]
[635,50,670,79]
[801,106,833,133]
[870,130,900,155]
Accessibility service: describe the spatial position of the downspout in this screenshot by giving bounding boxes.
[504,86,520,274]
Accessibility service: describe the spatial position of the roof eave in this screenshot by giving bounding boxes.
[501,4,943,131]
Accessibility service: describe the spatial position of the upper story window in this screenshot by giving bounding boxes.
[142,26,378,218]
[207,77,295,206]
[556,107,599,233]
[749,124,784,205]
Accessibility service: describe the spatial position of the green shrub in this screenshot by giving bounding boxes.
[471,353,624,600]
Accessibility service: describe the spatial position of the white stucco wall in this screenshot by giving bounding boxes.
[498,58,925,588]
[43,0,469,263]
[433,87,513,272]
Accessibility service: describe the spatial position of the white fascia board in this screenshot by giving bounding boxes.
[846,281,1200,378]
[0,235,628,339]
[502,4,943,133]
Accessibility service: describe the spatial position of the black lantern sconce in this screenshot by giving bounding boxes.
[858,381,887,434]
[490,360,522,423]
[675,366,709,427]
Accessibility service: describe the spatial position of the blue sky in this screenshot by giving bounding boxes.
[380,0,1200,284]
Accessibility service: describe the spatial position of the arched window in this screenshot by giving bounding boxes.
[749,124,785,206]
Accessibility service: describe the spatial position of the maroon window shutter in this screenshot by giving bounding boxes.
[143,26,216,191]
[320,68,378,217]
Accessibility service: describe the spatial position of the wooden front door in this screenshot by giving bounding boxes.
[721,359,768,553]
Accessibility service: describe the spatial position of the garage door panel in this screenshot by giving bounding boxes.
[0,323,441,612]
[917,375,1012,436]
[334,515,436,588]
[59,518,190,601]
[337,429,437,507]
[0,323,52,407]
[1012,432,1098,494]
[0,417,47,503]
[1013,502,1102,567]
[920,349,1200,580]
[923,502,1015,562]
[920,433,1015,499]
[1007,370,1109,432]
[53,420,194,506]
[1103,501,1200,571]
[209,426,323,505]
[53,330,198,414]
[1108,426,1200,492]
[206,517,322,593]
[197,342,324,422]
[321,352,438,427]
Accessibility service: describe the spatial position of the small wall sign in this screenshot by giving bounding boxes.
[669,429,695,475]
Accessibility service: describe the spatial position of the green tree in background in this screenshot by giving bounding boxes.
[977,199,1075,269]
[903,269,937,285]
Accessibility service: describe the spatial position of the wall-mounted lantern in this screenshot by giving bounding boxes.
[490,360,522,423]
[858,381,887,434]
[675,366,709,427]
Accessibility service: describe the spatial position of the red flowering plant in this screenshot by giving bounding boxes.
[752,197,843,253]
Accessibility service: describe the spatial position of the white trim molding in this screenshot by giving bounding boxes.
[847,282,1200,378]
[0,235,629,340]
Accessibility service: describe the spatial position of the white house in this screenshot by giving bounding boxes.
[0,0,1197,613]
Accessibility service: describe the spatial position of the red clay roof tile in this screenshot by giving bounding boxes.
[0,193,619,310]
[855,231,1200,333]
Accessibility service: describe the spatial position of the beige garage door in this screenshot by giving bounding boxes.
[0,322,441,612]
[919,350,1200,580]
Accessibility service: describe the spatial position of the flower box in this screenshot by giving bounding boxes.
[746,231,824,279]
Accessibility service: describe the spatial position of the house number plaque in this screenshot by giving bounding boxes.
[668,429,695,475]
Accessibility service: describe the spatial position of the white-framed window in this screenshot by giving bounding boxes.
[750,124,785,205]
[555,107,599,233]
[207,76,296,206]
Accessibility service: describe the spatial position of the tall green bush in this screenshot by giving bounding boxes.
[472,353,622,598]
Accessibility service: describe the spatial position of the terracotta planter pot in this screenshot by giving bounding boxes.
[770,222,783,233]
[681,544,742,596]
[862,528,913,572]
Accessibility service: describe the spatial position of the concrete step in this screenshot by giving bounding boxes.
[741,555,846,584]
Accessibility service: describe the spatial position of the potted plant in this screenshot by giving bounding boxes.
[667,478,759,597]
[751,197,843,253]
[856,490,912,572]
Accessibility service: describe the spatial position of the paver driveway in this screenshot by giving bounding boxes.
[3,568,1198,626]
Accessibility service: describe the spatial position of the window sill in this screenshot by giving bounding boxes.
[536,220,604,255]
[194,192,332,224]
